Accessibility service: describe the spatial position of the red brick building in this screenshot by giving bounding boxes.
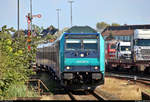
[102,24,150,42]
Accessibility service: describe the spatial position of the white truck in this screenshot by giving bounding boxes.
[131,29,150,73]
[106,41,132,70]
[116,41,131,60]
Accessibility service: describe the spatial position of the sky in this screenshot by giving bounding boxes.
[0,0,150,30]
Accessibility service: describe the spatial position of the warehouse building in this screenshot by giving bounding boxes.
[101,24,150,42]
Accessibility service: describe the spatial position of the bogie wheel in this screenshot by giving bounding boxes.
[144,67,150,74]
[86,89,94,94]
[131,67,138,74]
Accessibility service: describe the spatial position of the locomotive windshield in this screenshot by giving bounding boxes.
[83,39,98,51]
[65,39,98,51]
[66,39,81,50]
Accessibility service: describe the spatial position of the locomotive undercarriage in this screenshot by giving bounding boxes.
[36,65,104,91]
[61,72,104,90]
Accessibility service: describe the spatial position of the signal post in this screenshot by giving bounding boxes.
[26,13,41,51]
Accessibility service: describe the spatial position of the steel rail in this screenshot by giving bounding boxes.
[106,72,150,86]
[106,72,150,81]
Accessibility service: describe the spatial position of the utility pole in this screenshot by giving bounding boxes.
[30,0,32,36]
[68,0,74,27]
[17,0,20,37]
[56,9,61,31]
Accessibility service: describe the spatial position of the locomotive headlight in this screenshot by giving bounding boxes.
[66,66,70,70]
[94,66,99,70]
[80,53,84,57]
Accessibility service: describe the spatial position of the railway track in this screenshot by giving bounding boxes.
[45,87,120,100]
[142,91,150,100]
[106,69,150,78]
[42,88,106,100]
[106,72,150,85]
[65,90,105,100]
[64,85,120,100]
[16,90,107,100]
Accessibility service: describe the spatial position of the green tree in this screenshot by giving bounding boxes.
[0,25,13,39]
[32,24,44,36]
[111,23,120,26]
[45,34,56,41]
[96,22,110,32]
[13,30,25,38]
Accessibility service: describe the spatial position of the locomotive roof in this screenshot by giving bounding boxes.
[65,26,98,34]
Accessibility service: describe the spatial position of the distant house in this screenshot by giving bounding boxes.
[23,26,58,38]
[40,26,58,37]
[102,24,150,42]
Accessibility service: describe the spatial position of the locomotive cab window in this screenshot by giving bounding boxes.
[83,39,98,51]
[65,39,81,50]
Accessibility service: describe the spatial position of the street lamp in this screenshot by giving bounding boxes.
[68,0,74,27]
[56,9,61,31]
[17,0,20,37]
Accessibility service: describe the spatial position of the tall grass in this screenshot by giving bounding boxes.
[3,84,39,100]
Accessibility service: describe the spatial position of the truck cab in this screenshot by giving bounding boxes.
[131,29,150,72]
[132,29,150,61]
[107,43,116,59]
[116,41,131,59]
[106,40,117,60]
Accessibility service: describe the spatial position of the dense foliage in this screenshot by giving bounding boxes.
[96,21,120,32]
[0,25,37,99]
[0,24,62,99]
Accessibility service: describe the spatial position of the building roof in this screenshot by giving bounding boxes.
[102,24,150,36]
[41,28,58,37]
[102,30,134,36]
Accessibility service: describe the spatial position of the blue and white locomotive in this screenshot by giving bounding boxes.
[36,26,105,90]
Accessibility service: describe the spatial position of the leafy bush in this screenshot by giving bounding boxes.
[0,25,37,99]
